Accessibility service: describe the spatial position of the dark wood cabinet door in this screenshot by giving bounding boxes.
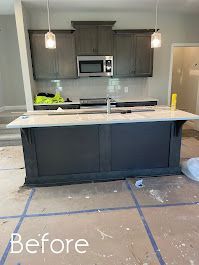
[34,126,100,176]
[97,26,113,55]
[113,33,134,77]
[75,26,98,55]
[134,34,153,77]
[29,32,57,79]
[29,31,77,80]
[56,32,77,79]
[111,122,171,171]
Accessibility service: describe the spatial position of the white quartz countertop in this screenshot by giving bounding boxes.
[7,106,199,129]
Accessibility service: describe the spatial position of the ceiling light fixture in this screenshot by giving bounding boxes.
[151,0,161,48]
[45,0,56,49]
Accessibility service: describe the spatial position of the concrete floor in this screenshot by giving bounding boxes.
[0,128,199,264]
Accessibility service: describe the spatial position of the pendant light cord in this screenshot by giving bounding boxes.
[155,0,159,32]
[47,0,51,32]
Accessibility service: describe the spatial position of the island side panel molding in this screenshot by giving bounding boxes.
[33,126,100,176]
[99,125,112,172]
[21,128,39,178]
[111,122,171,171]
[168,121,185,167]
[21,121,183,186]
[24,167,181,186]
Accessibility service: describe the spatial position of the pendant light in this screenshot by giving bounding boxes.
[151,0,161,48]
[45,0,56,49]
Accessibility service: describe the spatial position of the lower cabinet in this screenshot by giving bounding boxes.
[116,100,158,107]
[34,104,80,110]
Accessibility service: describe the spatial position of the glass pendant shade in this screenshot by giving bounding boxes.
[45,31,56,49]
[151,31,161,48]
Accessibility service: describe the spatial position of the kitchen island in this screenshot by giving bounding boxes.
[7,106,199,186]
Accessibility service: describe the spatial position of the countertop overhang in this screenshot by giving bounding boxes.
[7,106,199,129]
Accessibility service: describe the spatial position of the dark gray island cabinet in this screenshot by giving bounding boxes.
[7,109,199,186]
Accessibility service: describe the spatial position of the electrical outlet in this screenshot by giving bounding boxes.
[124,87,128,93]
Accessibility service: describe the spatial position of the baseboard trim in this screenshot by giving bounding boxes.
[0,105,26,112]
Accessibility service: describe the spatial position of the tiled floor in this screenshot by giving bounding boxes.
[0,129,199,264]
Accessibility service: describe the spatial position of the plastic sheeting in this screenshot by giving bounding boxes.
[182,158,199,181]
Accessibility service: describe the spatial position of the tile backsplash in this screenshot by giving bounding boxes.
[35,77,149,101]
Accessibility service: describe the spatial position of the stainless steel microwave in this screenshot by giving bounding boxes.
[77,56,113,77]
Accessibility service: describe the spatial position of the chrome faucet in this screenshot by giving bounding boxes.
[106,96,111,114]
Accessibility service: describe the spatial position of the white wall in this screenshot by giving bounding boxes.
[0,72,4,108]
[0,15,25,107]
[171,47,199,130]
[27,9,199,105]
[0,28,5,108]
[172,47,199,114]
[171,47,185,109]
[14,0,34,111]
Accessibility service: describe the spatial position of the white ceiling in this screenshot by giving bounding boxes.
[1,0,199,15]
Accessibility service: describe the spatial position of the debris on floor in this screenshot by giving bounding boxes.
[96,228,113,240]
[149,189,164,203]
[135,179,144,188]
[0,146,24,170]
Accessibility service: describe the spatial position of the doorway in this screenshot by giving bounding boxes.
[169,44,199,131]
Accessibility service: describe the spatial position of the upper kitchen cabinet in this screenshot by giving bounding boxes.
[55,32,77,79]
[71,21,115,56]
[134,33,153,77]
[74,25,98,55]
[113,33,135,77]
[29,30,77,80]
[113,30,154,77]
[97,26,113,55]
[29,31,57,79]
